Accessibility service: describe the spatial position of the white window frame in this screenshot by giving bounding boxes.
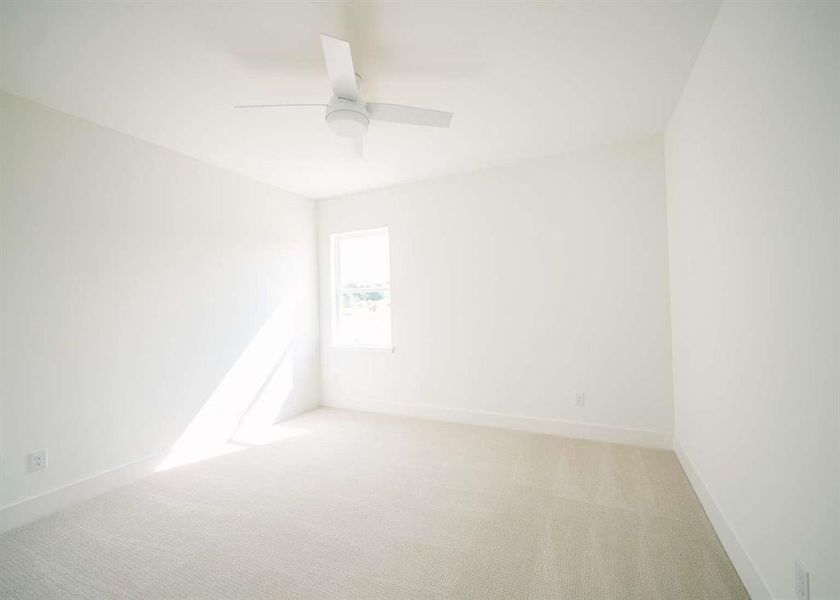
[330,227,393,351]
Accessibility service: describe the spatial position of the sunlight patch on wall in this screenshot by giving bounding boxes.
[157,306,308,471]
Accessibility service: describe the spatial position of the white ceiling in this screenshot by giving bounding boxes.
[0,1,720,198]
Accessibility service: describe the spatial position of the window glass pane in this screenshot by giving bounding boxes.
[338,232,389,289]
[333,229,391,347]
[338,290,391,346]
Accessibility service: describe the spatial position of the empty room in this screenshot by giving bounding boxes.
[1,1,837,599]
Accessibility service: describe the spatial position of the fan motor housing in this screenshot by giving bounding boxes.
[325,97,369,138]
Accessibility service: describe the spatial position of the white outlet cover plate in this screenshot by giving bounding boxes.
[27,450,47,472]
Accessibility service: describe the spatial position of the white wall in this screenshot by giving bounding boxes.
[319,137,675,446]
[0,92,320,523]
[665,2,839,599]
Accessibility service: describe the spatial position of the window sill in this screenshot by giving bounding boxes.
[331,344,395,353]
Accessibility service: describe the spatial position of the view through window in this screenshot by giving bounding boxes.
[331,228,391,348]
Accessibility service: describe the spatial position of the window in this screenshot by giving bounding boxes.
[331,228,391,349]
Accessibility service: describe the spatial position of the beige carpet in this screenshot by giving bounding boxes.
[0,408,748,599]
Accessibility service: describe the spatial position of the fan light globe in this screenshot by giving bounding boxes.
[327,110,369,138]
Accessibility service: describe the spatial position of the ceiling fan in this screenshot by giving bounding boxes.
[235,34,453,153]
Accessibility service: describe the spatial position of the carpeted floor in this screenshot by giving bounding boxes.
[0,408,748,599]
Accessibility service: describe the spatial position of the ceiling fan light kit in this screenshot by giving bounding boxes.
[326,96,370,138]
[236,33,453,152]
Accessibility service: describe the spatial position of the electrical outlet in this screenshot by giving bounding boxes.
[27,449,47,472]
[795,559,809,600]
[574,391,586,407]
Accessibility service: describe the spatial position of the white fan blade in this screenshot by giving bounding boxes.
[321,33,359,101]
[234,103,326,109]
[366,103,452,128]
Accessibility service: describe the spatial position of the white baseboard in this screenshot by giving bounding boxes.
[323,397,673,449]
[673,436,772,600]
[0,451,166,534]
